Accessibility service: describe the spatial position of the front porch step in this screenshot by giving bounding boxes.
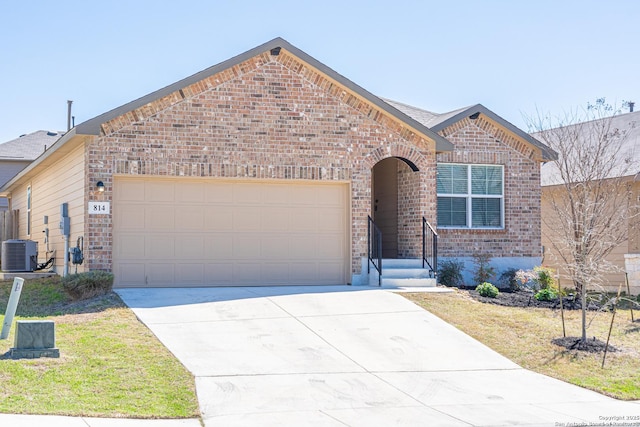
[380,258,425,269]
[375,258,437,288]
[381,277,437,287]
[382,268,432,279]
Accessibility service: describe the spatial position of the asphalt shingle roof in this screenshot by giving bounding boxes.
[537,110,640,186]
[0,130,64,160]
[382,99,472,128]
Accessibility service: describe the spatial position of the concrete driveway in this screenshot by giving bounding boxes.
[117,286,640,427]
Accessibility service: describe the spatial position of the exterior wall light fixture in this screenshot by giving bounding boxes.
[96,181,105,192]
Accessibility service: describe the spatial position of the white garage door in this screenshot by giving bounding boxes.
[112,177,349,287]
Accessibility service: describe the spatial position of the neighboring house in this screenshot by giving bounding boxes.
[0,130,62,210]
[539,110,640,294]
[0,38,554,287]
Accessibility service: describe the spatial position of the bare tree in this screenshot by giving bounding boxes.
[527,98,639,343]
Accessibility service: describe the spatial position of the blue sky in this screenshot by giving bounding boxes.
[1,0,638,143]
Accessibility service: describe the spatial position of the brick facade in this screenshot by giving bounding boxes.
[69,42,546,286]
[436,116,542,258]
[84,49,436,280]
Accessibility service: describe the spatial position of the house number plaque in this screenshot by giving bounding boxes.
[88,202,110,215]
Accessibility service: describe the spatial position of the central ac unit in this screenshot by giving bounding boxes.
[1,240,38,272]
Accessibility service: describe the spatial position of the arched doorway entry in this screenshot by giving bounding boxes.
[371,156,420,259]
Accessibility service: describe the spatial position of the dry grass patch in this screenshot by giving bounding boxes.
[403,290,640,400]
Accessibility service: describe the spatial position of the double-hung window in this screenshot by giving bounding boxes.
[437,164,504,228]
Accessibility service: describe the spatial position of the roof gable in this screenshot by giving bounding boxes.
[76,38,453,152]
[386,100,557,162]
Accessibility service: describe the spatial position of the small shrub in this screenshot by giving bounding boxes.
[472,253,495,286]
[534,287,558,301]
[61,271,114,301]
[515,269,538,291]
[533,266,556,290]
[498,268,519,291]
[515,267,558,293]
[476,282,499,298]
[438,260,465,288]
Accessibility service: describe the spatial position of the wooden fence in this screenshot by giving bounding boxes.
[0,209,19,244]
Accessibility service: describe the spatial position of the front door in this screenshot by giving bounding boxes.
[372,158,399,258]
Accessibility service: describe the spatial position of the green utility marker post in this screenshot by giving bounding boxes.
[1,277,25,340]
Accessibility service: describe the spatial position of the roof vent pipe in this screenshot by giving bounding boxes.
[629,102,635,113]
[67,100,73,131]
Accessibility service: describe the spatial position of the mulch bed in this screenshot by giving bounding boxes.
[552,336,618,353]
[466,289,602,310]
[459,288,623,353]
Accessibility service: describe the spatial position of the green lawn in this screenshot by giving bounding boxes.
[403,290,640,400]
[0,277,199,418]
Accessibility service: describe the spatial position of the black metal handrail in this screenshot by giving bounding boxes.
[368,215,382,286]
[422,217,438,279]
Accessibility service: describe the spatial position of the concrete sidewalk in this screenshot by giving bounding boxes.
[114,286,639,427]
[0,415,200,427]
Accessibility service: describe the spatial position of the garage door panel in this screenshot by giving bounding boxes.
[234,263,262,284]
[288,236,316,259]
[290,262,318,282]
[116,180,145,202]
[289,208,318,231]
[116,205,146,230]
[176,182,204,203]
[176,207,205,230]
[118,263,146,285]
[262,236,289,259]
[204,263,234,285]
[263,185,290,205]
[175,235,205,259]
[233,235,261,258]
[205,206,234,230]
[317,185,344,206]
[146,207,175,229]
[147,181,174,202]
[316,234,345,257]
[317,209,344,231]
[260,207,290,231]
[290,186,317,205]
[205,182,234,204]
[113,178,348,287]
[235,183,262,204]
[148,263,175,285]
[262,263,290,282]
[233,209,260,231]
[205,234,234,258]
[146,235,175,259]
[318,262,345,283]
[176,264,205,285]
[118,235,146,258]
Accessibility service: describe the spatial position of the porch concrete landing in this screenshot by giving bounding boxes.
[377,258,437,288]
[0,271,57,280]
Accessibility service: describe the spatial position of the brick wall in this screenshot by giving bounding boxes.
[85,49,436,277]
[397,162,431,258]
[436,116,542,258]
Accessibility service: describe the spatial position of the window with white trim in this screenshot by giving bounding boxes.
[436,164,504,228]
